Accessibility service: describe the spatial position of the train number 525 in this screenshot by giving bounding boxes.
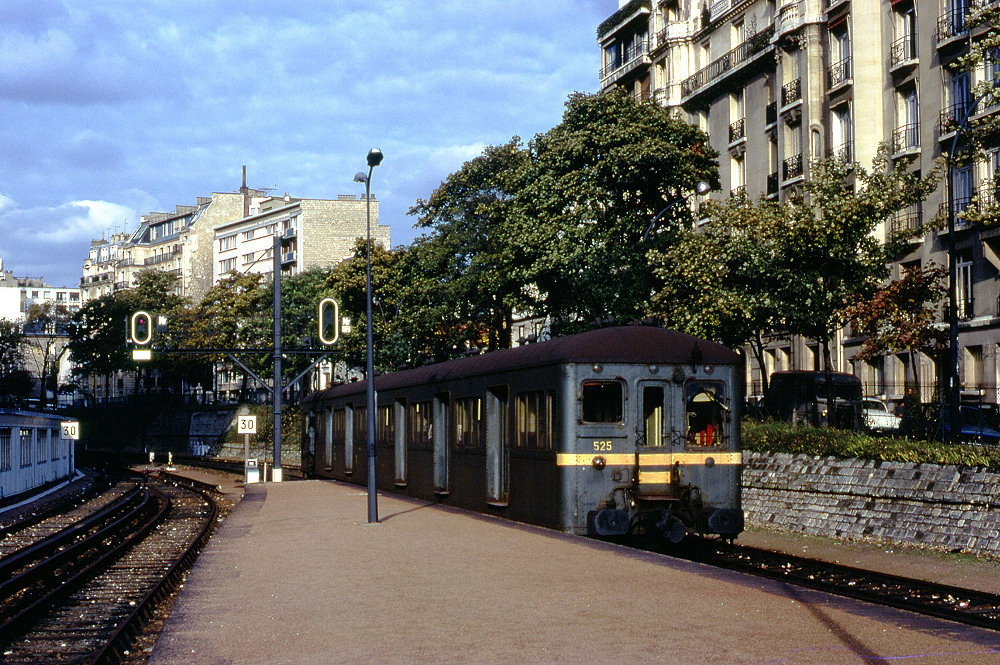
[593,440,613,452]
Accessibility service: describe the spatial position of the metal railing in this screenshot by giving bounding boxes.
[890,35,918,68]
[829,141,853,163]
[729,117,746,143]
[888,210,923,238]
[891,123,920,154]
[680,26,774,98]
[600,37,650,80]
[828,57,851,88]
[781,78,802,106]
[782,153,804,180]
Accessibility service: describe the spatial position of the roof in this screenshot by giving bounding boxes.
[305,326,740,403]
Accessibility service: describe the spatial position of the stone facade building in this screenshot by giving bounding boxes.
[598,0,999,407]
[0,259,81,321]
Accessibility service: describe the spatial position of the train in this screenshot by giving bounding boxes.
[301,326,744,541]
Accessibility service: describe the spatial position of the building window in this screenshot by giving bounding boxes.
[957,251,973,319]
[219,257,237,274]
[831,105,852,161]
[242,252,256,266]
[220,235,236,251]
[242,229,255,241]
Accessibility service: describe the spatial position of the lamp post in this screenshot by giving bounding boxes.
[354,148,383,523]
[944,90,993,443]
[642,181,712,241]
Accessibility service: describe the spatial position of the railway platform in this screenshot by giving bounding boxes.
[147,475,1000,665]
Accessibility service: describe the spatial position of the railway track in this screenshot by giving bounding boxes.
[670,537,1000,631]
[0,475,221,664]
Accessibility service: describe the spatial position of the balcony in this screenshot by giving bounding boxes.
[939,186,998,221]
[782,153,804,181]
[888,210,923,241]
[936,8,969,45]
[600,37,651,88]
[281,251,297,266]
[829,141,853,163]
[282,226,297,240]
[938,102,967,139]
[827,57,851,89]
[890,123,920,156]
[680,25,774,100]
[144,250,182,266]
[889,35,918,70]
[728,117,746,144]
[781,78,802,107]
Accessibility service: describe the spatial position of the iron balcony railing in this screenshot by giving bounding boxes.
[781,78,802,106]
[601,37,650,80]
[939,186,998,220]
[890,35,918,68]
[729,117,746,143]
[891,123,920,154]
[938,102,967,137]
[888,210,923,239]
[828,56,851,88]
[829,141,853,163]
[783,153,804,180]
[937,7,968,43]
[680,25,774,98]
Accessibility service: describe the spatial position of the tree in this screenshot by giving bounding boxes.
[650,194,789,394]
[22,302,73,406]
[0,318,28,406]
[776,147,942,371]
[511,91,719,329]
[407,140,526,351]
[842,264,948,434]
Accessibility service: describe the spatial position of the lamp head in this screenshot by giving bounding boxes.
[695,180,711,195]
[366,148,384,168]
[354,172,368,184]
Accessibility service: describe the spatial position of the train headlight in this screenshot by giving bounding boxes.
[592,456,606,470]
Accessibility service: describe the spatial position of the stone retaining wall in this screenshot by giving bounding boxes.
[742,452,1000,558]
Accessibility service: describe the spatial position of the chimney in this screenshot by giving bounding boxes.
[241,165,250,217]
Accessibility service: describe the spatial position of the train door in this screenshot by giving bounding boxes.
[394,399,407,487]
[433,392,450,495]
[636,381,676,499]
[485,386,509,507]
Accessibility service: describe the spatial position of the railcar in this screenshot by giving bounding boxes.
[301,326,744,541]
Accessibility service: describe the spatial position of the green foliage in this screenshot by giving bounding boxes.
[512,91,719,329]
[743,419,1000,471]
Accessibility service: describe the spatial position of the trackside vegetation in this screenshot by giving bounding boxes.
[742,419,1000,472]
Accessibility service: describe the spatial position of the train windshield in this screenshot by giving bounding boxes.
[582,380,623,423]
[685,380,727,447]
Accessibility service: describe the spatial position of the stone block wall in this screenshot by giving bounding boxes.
[742,452,1000,558]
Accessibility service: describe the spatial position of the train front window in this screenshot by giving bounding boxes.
[582,380,623,423]
[685,381,726,447]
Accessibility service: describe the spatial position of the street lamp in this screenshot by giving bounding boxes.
[944,90,994,443]
[354,147,383,523]
[642,181,712,241]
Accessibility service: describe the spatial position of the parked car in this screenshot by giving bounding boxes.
[936,405,1000,445]
[862,398,901,434]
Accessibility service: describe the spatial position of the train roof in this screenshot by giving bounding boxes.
[303,326,739,403]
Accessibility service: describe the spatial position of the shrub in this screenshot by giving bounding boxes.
[742,419,1000,471]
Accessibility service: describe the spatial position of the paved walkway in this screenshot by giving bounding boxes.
[148,478,1000,664]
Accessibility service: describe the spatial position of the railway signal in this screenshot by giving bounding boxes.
[130,311,154,361]
[318,297,340,346]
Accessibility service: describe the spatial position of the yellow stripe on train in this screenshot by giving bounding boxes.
[555,452,742,467]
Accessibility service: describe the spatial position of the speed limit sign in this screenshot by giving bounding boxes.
[237,415,257,434]
[60,421,80,440]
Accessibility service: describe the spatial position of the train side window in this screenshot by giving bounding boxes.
[376,404,395,447]
[454,397,484,449]
[1,428,11,472]
[581,380,623,423]
[407,401,432,448]
[515,391,554,450]
[685,380,727,448]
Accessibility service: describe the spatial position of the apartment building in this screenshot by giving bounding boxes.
[0,258,81,321]
[212,193,387,284]
[598,0,999,405]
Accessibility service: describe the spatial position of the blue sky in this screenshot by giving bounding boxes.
[0,0,615,289]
